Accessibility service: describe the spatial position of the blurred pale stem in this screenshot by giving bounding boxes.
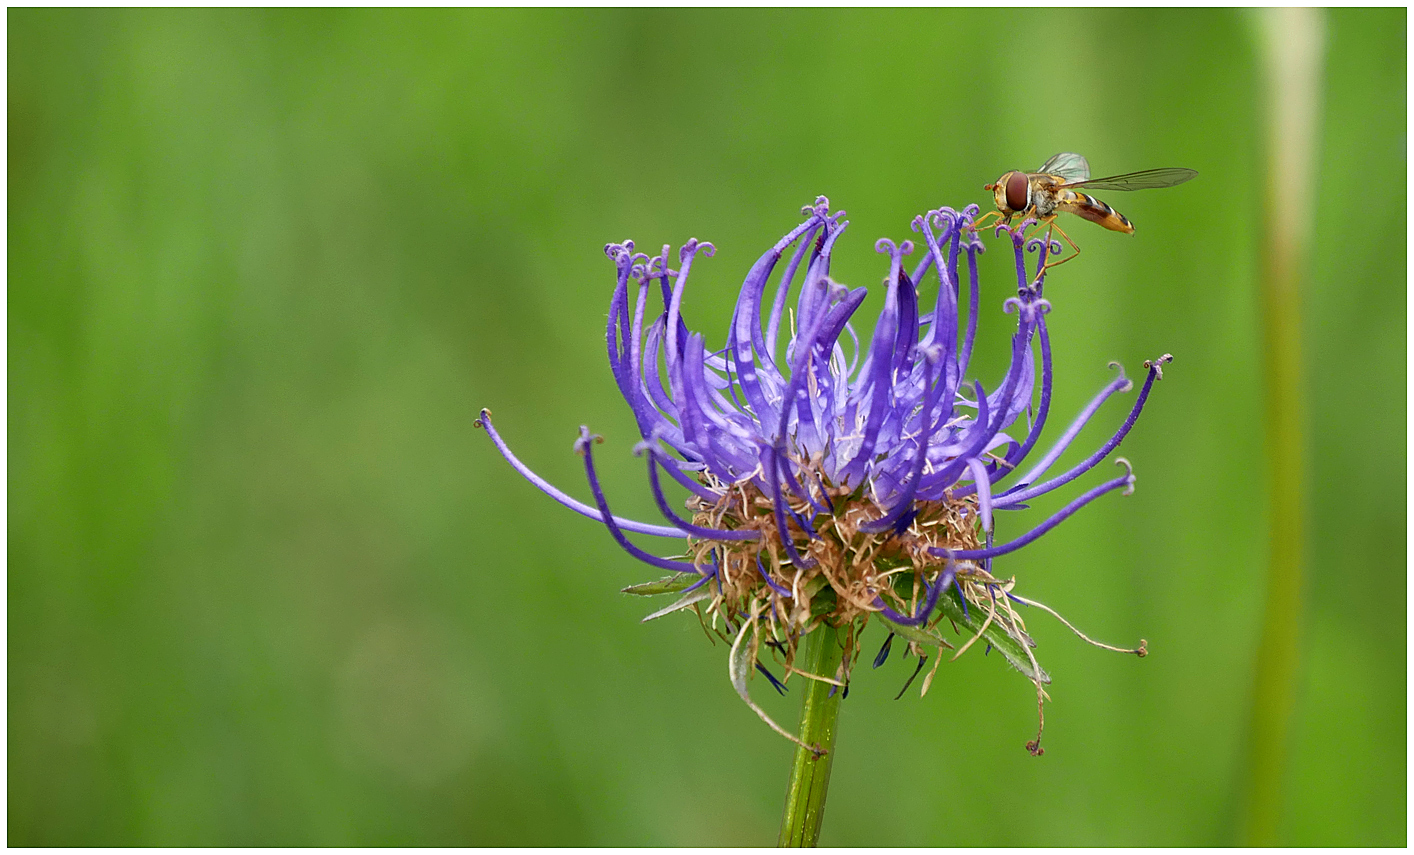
[778,624,844,847]
[1243,7,1324,846]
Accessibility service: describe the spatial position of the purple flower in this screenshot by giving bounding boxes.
[477,197,1165,754]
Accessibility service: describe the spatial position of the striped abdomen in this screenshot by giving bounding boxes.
[1059,190,1135,234]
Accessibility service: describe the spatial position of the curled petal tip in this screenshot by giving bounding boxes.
[474,407,493,428]
[921,211,952,240]
[1106,361,1134,392]
[675,237,707,262]
[1115,457,1136,495]
[574,426,605,455]
[873,236,912,259]
[1144,353,1174,379]
[679,239,715,262]
[1024,234,1064,256]
[604,240,638,262]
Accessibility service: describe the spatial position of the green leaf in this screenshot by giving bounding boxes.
[808,586,838,617]
[621,572,701,596]
[879,614,952,650]
[640,586,711,622]
[935,587,1050,684]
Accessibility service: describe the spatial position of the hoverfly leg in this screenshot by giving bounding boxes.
[1039,220,1081,273]
[971,211,1004,233]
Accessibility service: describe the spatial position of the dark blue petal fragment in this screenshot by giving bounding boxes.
[873,632,895,669]
[756,662,789,695]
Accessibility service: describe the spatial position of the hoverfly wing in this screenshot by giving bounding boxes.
[1036,152,1091,183]
[1061,167,1198,191]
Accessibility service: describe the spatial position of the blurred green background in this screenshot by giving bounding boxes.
[9,8,1405,846]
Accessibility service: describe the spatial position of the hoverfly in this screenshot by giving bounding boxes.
[978,152,1197,269]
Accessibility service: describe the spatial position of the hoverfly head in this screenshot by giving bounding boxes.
[987,171,1030,215]
[1003,171,1031,213]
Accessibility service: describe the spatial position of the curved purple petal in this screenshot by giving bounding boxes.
[476,410,686,539]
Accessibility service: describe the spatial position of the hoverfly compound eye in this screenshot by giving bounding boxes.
[1004,172,1030,212]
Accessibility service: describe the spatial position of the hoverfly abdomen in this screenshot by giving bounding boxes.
[1063,191,1135,235]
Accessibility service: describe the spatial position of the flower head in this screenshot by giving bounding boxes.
[477,196,1167,754]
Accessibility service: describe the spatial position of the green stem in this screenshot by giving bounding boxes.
[1242,9,1322,845]
[777,624,844,848]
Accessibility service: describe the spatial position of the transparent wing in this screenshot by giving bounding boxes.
[1062,167,1198,191]
[1036,152,1090,183]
